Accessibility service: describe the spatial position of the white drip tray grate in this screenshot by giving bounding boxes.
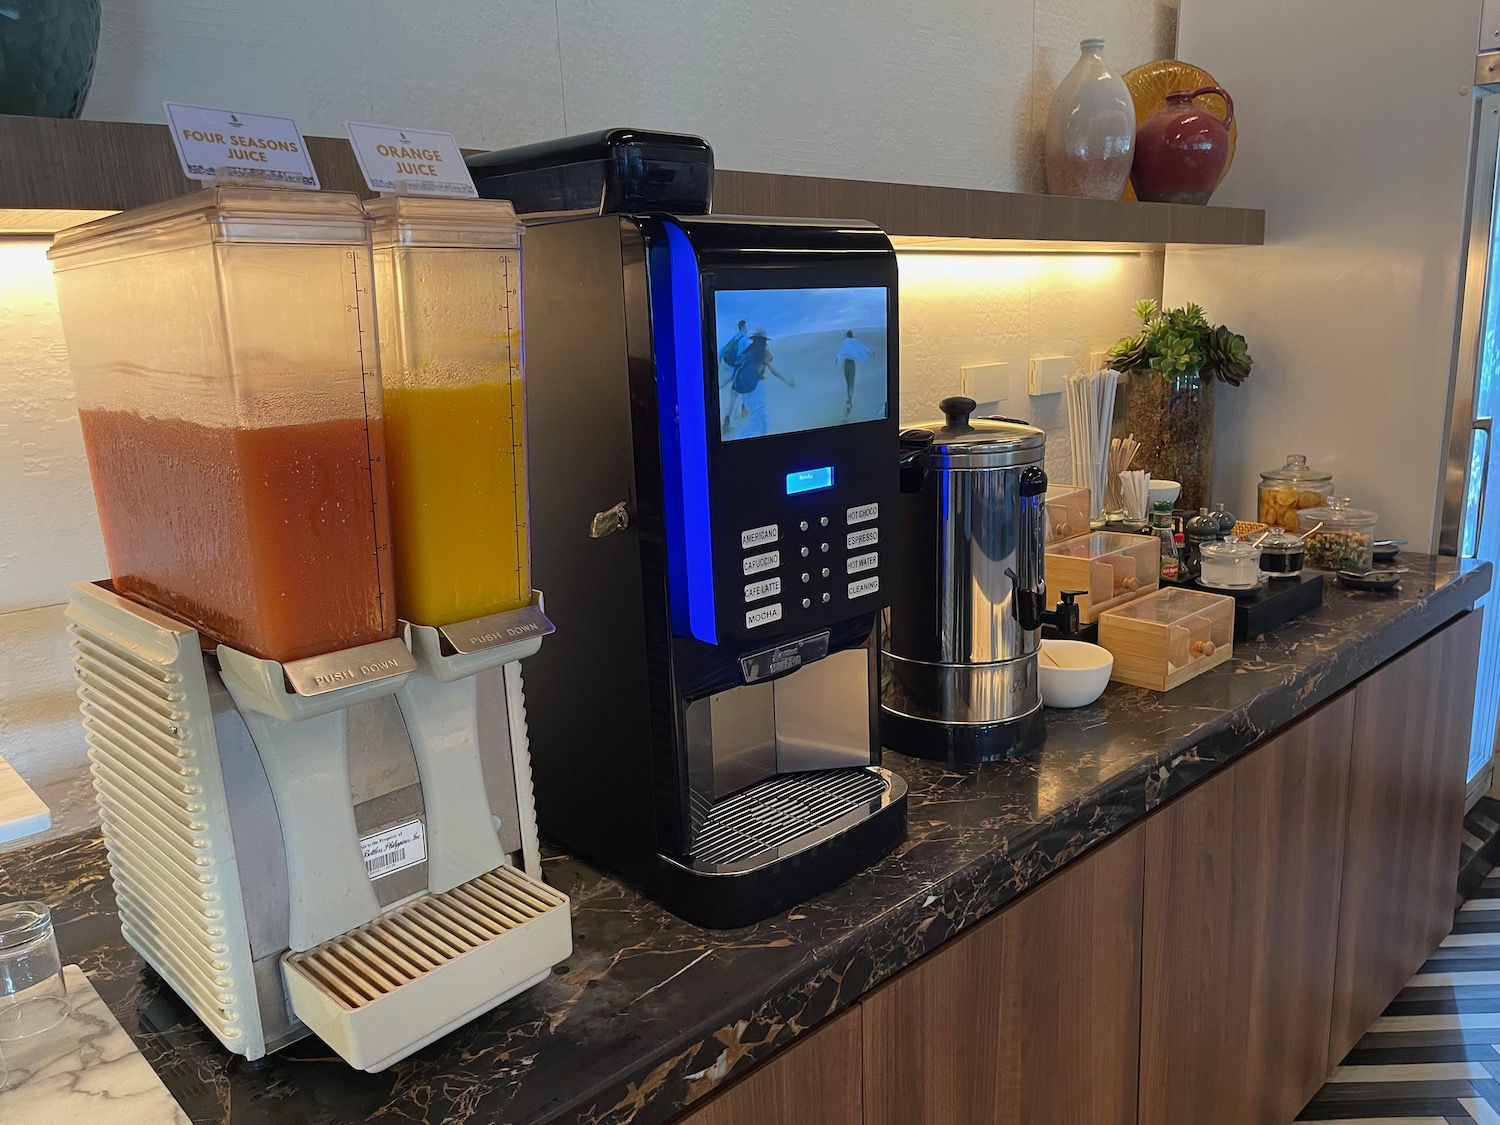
[282,865,570,1071]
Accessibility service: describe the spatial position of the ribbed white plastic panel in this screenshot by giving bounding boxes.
[65,584,265,1058]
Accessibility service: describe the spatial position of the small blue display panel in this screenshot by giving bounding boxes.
[786,466,836,495]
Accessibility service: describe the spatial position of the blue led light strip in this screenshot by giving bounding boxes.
[649,222,718,644]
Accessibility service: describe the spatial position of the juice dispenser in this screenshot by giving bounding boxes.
[48,186,395,663]
[50,187,570,1072]
[366,195,531,626]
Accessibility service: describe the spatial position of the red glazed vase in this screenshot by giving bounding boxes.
[1131,85,1235,205]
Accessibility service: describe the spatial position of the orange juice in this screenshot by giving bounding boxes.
[384,380,530,626]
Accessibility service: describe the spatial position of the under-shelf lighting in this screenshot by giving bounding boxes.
[0,208,116,236]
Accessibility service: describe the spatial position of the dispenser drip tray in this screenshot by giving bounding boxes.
[282,865,570,1072]
[688,766,899,872]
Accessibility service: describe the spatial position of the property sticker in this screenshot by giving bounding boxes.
[164,102,318,187]
[344,121,477,197]
[359,819,427,880]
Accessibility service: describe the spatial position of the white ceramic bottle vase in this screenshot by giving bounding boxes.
[1044,38,1136,199]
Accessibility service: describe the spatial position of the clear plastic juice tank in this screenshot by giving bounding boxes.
[365,195,531,627]
[48,186,395,663]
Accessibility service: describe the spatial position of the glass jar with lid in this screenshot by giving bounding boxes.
[1257,527,1305,578]
[1258,454,1333,531]
[1297,497,1378,572]
[1199,538,1261,589]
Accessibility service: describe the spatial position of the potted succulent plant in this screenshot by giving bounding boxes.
[1106,300,1252,510]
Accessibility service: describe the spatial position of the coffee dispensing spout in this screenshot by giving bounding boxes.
[1012,573,1086,639]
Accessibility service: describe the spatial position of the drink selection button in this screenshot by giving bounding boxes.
[743,550,780,576]
[745,603,783,629]
[740,523,779,549]
[745,577,781,603]
[847,551,878,575]
[846,527,879,550]
[847,503,879,525]
[848,575,880,600]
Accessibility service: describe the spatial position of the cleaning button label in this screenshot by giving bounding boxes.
[848,551,878,574]
[741,524,779,549]
[848,576,880,599]
[847,527,879,550]
[743,550,779,575]
[746,603,783,629]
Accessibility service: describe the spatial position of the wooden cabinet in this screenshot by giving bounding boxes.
[861,826,1144,1125]
[670,1005,863,1125]
[1329,610,1483,1060]
[673,613,1481,1125]
[1138,692,1355,1125]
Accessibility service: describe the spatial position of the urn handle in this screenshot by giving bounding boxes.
[1175,85,1234,130]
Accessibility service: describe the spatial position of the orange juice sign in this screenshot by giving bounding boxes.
[344,121,478,198]
[164,102,319,187]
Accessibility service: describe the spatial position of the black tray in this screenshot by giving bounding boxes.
[1231,572,1324,642]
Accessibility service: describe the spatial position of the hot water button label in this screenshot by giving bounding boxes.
[344,121,479,198]
[164,102,319,187]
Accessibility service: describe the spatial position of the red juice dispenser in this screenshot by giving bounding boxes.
[48,185,395,662]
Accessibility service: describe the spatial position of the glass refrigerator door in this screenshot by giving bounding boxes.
[1446,91,1500,789]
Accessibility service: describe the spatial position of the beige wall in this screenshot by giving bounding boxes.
[1,0,1176,839]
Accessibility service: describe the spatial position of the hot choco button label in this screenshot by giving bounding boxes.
[847,503,879,525]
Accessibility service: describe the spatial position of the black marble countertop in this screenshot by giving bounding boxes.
[0,555,1490,1125]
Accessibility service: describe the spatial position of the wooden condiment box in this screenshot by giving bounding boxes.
[1097,586,1235,691]
[1044,532,1160,624]
[1044,484,1091,545]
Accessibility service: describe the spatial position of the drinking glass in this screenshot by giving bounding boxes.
[0,901,70,1040]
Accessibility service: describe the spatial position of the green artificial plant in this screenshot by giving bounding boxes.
[1106,299,1253,386]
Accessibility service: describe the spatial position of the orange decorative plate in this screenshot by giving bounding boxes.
[1121,60,1237,200]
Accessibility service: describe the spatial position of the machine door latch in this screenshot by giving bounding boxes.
[590,501,631,539]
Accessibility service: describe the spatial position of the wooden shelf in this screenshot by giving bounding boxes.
[0,115,1263,247]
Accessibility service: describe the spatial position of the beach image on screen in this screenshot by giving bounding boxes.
[713,287,888,442]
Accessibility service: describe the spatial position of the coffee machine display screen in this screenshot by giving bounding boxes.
[713,287,888,441]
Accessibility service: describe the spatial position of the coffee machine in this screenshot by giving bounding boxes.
[49,187,570,1070]
[470,131,908,928]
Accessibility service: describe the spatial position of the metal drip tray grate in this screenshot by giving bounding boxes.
[689,767,891,870]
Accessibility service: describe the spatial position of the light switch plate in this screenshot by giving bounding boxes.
[1090,350,1109,373]
[1030,356,1074,397]
[961,361,1009,403]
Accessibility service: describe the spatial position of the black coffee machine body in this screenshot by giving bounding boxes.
[470,133,907,928]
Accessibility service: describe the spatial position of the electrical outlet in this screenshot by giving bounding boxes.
[961,361,1009,403]
[1090,350,1109,372]
[1030,356,1074,397]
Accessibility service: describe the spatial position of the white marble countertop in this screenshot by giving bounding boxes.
[0,756,49,845]
[0,966,189,1125]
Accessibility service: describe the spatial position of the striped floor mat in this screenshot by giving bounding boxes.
[1297,799,1500,1124]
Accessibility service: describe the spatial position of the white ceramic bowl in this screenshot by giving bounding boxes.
[1039,640,1113,708]
[1148,479,1182,508]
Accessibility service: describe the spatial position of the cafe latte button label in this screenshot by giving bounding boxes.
[165,102,319,187]
[344,121,479,198]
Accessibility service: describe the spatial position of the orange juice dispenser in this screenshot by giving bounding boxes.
[49,185,570,1072]
[365,195,533,627]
